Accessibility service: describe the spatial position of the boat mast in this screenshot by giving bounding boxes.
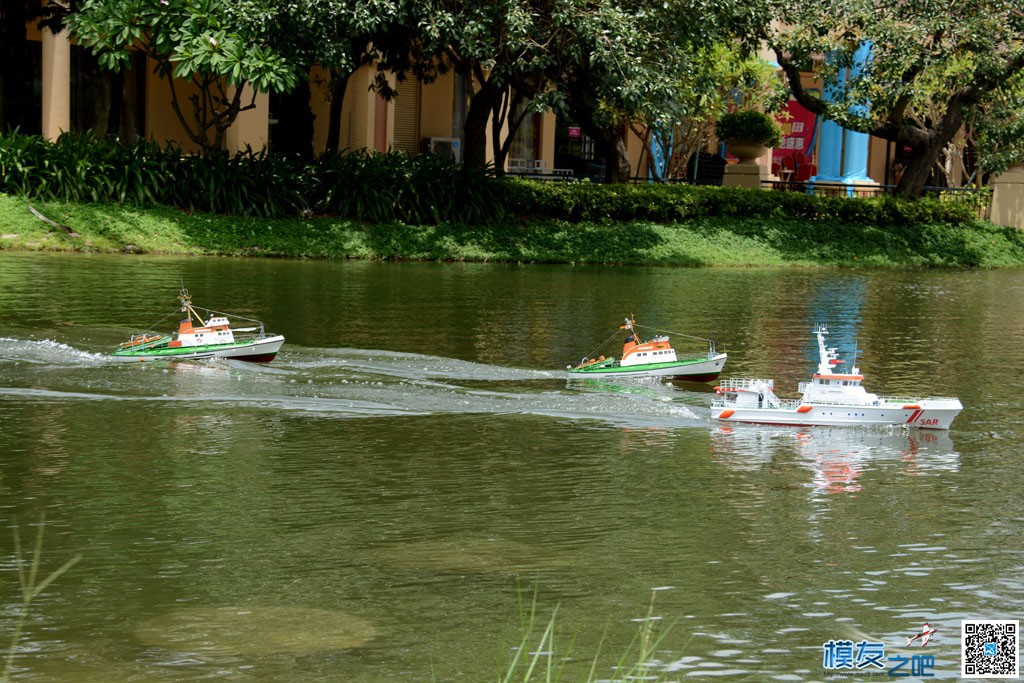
[178,287,202,324]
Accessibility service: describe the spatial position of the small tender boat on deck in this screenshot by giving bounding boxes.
[567,317,727,381]
[112,287,285,363]
[710,325,962,429]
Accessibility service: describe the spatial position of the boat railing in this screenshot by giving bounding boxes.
[676,350,717,362]
[774,398,803,410]
[875,394,958,404]
[717,378,774,391]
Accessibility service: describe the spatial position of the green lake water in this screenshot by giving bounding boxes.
[0,251,1022,681]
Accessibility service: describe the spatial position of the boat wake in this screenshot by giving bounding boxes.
[0,340,704,430]
[0,337,109,366]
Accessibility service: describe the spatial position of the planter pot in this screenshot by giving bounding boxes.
[725,140,768,164]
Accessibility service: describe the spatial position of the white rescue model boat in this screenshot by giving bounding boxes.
[710,325,962,430]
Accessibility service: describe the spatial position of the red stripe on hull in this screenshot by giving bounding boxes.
[669,372,721,382]
[235,352,279,363]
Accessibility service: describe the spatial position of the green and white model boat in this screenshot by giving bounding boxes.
[567,317,727,381]
[112,287,285,363]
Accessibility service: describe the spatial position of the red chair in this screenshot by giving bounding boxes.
[794,162,816,182]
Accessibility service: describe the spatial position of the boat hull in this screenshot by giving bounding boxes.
[711,398,963,430]
[111,335,285,363]
[568,353,727,381]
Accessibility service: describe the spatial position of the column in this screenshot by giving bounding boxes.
[41,20,71,140]
[840,43,873,182]
[814,55,846,182]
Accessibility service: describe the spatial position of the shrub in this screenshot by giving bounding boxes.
[496,180,976,227]
[0,131,981,229]
[714,110,782,147]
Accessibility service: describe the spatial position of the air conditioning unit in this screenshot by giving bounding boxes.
[424,137,463,163]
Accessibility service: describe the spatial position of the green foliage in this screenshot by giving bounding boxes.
[496,590,675,683]
[0,132,179,204]
[769,0,1024,194]
[70,0,304,151]
[314,150,504,225]
[714,110,782,147]
[0,131,501,224]
[2,133,1011,268]
[498,179,972,226]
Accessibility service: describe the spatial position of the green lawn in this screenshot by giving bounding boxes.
[3,193,1023,267]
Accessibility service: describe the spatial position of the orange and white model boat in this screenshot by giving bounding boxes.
[112,287,284,363]
[567,317,727,381]
[711,325,962,429]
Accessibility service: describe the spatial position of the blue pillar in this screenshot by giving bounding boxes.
[813,55,846,182]
[812,43,875,188]
[816,120,845,181]
[840,43,872,182]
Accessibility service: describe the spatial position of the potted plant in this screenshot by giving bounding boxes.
[715,110,782,163]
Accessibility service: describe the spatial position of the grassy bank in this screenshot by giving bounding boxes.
[3,193,1023,267]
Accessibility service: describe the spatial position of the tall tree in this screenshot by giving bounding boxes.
[70,0,303,152]
[767,0,1024,196]
[233,0,411,155]
[406,0,553,171]
[539,0,772,182]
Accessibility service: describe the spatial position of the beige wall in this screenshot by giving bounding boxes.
[540,111,556,167]
[420,71,455,140]
[145,60,201,153]
[225,85,269,154]
[867,136,891,185]
[990,166,1024,230]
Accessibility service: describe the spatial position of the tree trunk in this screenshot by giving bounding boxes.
[462,77,503,170]
[611,133,631,183]
[895,139,946,197]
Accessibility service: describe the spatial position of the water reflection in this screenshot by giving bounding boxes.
[709,425,959,494]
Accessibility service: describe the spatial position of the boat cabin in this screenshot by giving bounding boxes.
[168,316,236,348]
[801,373,877,404]
[799,331,878,404]
[620,335,678,367]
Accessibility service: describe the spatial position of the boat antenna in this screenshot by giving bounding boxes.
[177,284,202,323]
